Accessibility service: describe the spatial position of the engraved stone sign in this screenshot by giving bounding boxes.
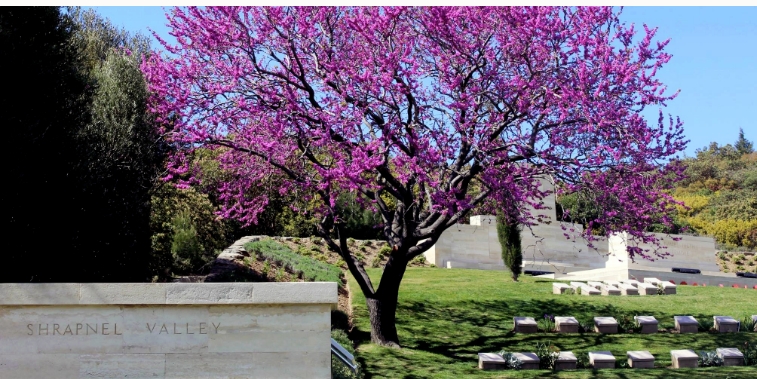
[0,282,337,379]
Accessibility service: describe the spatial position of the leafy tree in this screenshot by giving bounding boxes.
[143,7,686,346]
[496,212,522,282]
[2,7,169,281]
[149,184,231,279]
[735,128,754,155]
[2,7,92,281]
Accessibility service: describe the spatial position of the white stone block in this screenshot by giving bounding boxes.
[643,277,661,285]
[80,354,166,378]
[601,285,621,296]
[717,347,744,366]
[80,283,166,305]
[589,351,615,369]
[587,281,604,289]
[714,316,739,333]
[637,283,657,295]
[0,284,80,305]
[552,283,571,294]
[252,282,337,305]
[164,352,330,379]
[0,354,80,379]
[478,352,506,370]
[166,283,254,304]
[671,349,698,368]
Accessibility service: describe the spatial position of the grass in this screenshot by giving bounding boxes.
[243,239,343,286]
[348,268,757,378]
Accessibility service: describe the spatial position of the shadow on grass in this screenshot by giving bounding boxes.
[353,297,756,379]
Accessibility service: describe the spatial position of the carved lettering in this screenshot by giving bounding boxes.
[27,321,220,336]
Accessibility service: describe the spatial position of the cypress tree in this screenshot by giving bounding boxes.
[496,212,523,282]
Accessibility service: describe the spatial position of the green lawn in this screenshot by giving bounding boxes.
[348,268,757,378]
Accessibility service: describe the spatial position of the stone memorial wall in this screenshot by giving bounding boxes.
[0,282,336,379]
[424,177,722,280]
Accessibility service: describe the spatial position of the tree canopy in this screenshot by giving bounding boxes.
[143,6,687,346]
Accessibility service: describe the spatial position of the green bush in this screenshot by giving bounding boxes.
[698,351,723,367]
[496,213,523,281]
[169,211,208,274]
[244,240,343,286]
[150,185,230,278]
[331,329,362,379]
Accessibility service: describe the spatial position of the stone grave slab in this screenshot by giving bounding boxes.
[594,317,618,334]
[513,352,540,370]
[716,347,744,366]
[623,279,641,288]
[627,350,655,368]
[601,284,621,296]
[552,283,571,294]
[661,281,677,295]
[555,351,577,371]
[674,316,699,333]
[586,281,604,290]
[478,353,506,370]
[589,351,616,369]
[634,316,658,334]
[713,316,739,333]
[643,277,661,285]
[580,286,600,296]
[555,316,579,333]
[513,317,537,333]
[637,283,658,295]
[618,283,639,296]
[603,280,621,287]
[671,349,698,368]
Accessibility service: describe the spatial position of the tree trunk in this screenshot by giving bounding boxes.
[365,254,406,347]
[366,296,400,348]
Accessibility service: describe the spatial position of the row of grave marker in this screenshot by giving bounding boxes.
[553,278,675,296]
[478,347,747,370]
[514,315,756,334]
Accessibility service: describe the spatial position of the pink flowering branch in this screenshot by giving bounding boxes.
[142,6,687,346]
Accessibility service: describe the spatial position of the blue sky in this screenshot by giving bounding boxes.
[86,6,757,157]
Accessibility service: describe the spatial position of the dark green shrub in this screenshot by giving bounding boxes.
[331,329,362,379]
[169,211,209,274]
[496,212,522,281]
[698,351,723,367]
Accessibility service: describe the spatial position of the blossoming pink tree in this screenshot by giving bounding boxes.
[143,6,686,347]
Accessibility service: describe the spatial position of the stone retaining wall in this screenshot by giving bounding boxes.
[0,282,337,379]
